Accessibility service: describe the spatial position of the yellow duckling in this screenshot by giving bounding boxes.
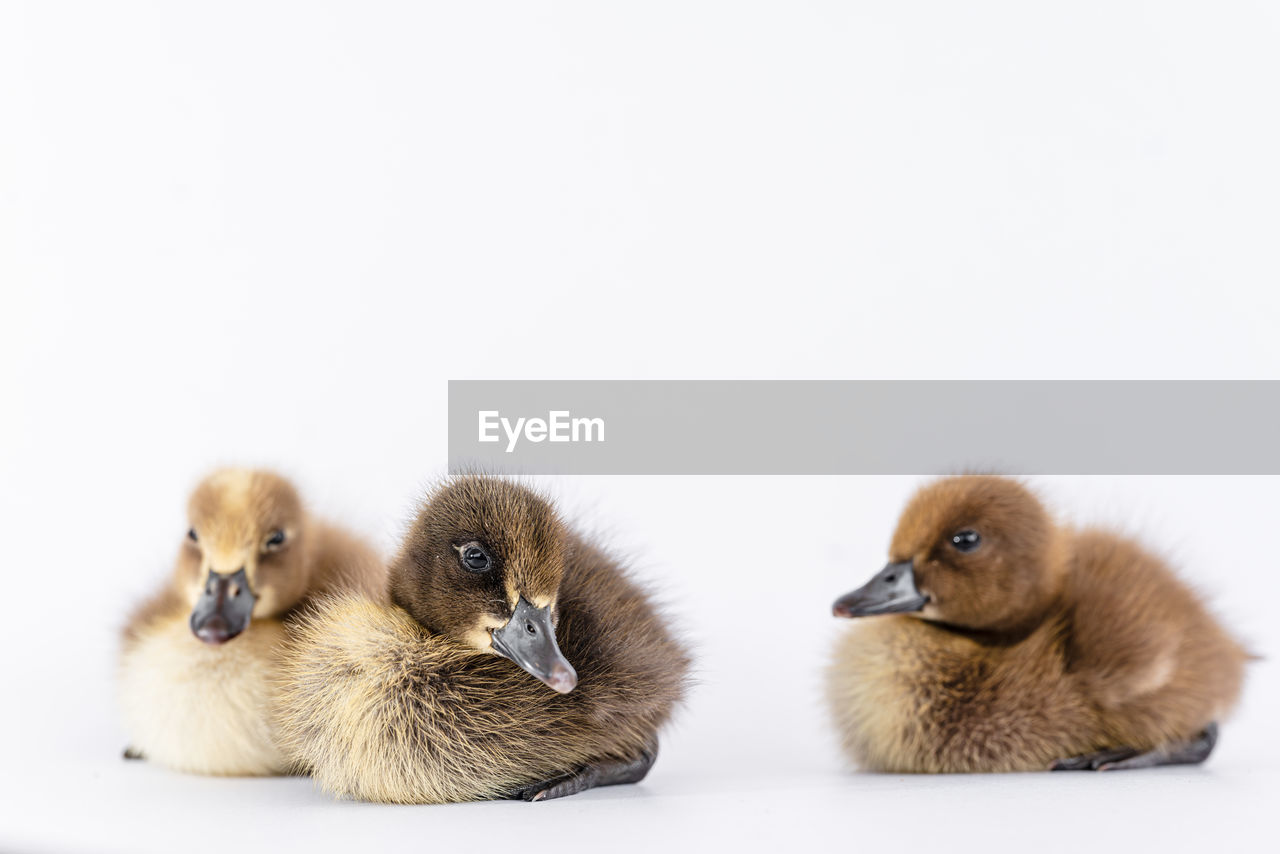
[118,468,384,775]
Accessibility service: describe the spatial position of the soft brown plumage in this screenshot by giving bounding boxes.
[827,475,1248,773]
[118,468,385,775]
[272,475,690,803]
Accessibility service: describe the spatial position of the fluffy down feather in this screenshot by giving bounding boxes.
[275,532,689,803]
[826,476,1248,773]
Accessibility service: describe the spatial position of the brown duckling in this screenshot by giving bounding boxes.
[827,475,1248,773]
[273,475,690,803]
[118,468,385,775]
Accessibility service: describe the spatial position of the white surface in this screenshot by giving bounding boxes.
[2,2,1278,853]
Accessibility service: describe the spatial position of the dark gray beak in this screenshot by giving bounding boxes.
[491,597,578,694]
[189,568,257,644]
[833,560,928,618]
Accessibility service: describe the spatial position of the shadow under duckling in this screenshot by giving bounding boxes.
[273,475,690,803]
[827,475,1248,773]
[118,468,385,775]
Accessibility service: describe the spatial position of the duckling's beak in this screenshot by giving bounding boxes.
[491,597,578,694]
[189,568,257,645]
[833,560,928,618]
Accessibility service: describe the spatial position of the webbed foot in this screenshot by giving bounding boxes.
[1051,723,1218,771]
[509,744,657,802]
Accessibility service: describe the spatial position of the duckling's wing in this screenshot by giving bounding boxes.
[1065,531,1245,715]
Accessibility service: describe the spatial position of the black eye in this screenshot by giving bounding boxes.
[461,545,491,572]
[187,528,198,543]
[265,529,286,548]
[951,530,981,552]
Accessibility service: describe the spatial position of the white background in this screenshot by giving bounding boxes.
[2,2,1277,852]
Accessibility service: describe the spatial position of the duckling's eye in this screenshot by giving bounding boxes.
[951,530,981,552]
[459,544,491,572]
[187,528,198,544]
[264,529,286,550]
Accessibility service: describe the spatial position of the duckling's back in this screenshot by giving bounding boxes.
[555,534,691,739]
[1062,528,1249,751]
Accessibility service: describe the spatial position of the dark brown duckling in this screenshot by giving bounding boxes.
[118,468,385,775]
[273,475,690,802]
[827,475,1248,773]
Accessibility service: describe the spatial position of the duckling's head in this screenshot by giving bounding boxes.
[833,475,1060,633]
[182,468,309,644]
[390,476,578,693]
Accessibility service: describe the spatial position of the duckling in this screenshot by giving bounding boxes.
[118,468,385,775]
[273,475,690,803]
[827,475,1248,773]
